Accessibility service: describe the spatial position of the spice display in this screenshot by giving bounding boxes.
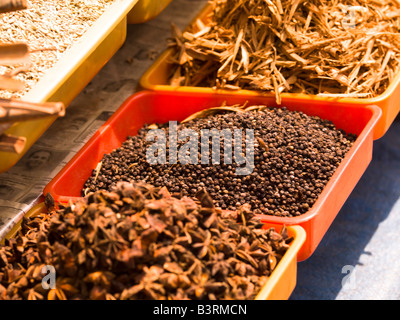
[83,104,357,217]
[0,2,65,153]
[168,0,400,103]
[0,182,293,300]
[0,0,116,99]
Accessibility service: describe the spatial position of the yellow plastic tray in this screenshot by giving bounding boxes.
[139,3,400,141]
[1,202,306,301]
[256,224,306,300]
[0,0,139,174]
[1,202,47,245]
[127,0,173,24]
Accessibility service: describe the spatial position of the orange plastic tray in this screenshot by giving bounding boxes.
[1,203,306,300]
[139,3,399,140]
[43,90,380,261]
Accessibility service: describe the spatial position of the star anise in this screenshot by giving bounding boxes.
[192,229,214,259]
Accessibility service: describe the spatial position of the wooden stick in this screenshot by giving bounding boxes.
[0,99,65,115]
[0,43,30,65]
[0,109,65,122]
[0,133,26,154]
[0,108,62,123]
[0,0,27,13]
[0,99,65,124]
[0,76,25,91]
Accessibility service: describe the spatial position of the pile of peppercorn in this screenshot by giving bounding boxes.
[83,106,357,217]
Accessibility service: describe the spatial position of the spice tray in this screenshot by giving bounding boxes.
[127,0,173,24]
[43,90,381,261]
[139,2,398,141]
[1,202,306,300]
[0,0,139,174]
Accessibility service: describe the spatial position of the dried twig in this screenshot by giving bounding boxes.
[180,104,246,123]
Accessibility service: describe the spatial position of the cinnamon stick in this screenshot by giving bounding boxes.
[0,99,65,115]
[0,99,65,124]
[0,133,26,154]
[0,0,27,13]
[0,43,30,65]
[0,75,25,91]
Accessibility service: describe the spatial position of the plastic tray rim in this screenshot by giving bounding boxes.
[43,92,382,220]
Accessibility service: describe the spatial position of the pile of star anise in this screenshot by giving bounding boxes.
[0,182,292,300]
